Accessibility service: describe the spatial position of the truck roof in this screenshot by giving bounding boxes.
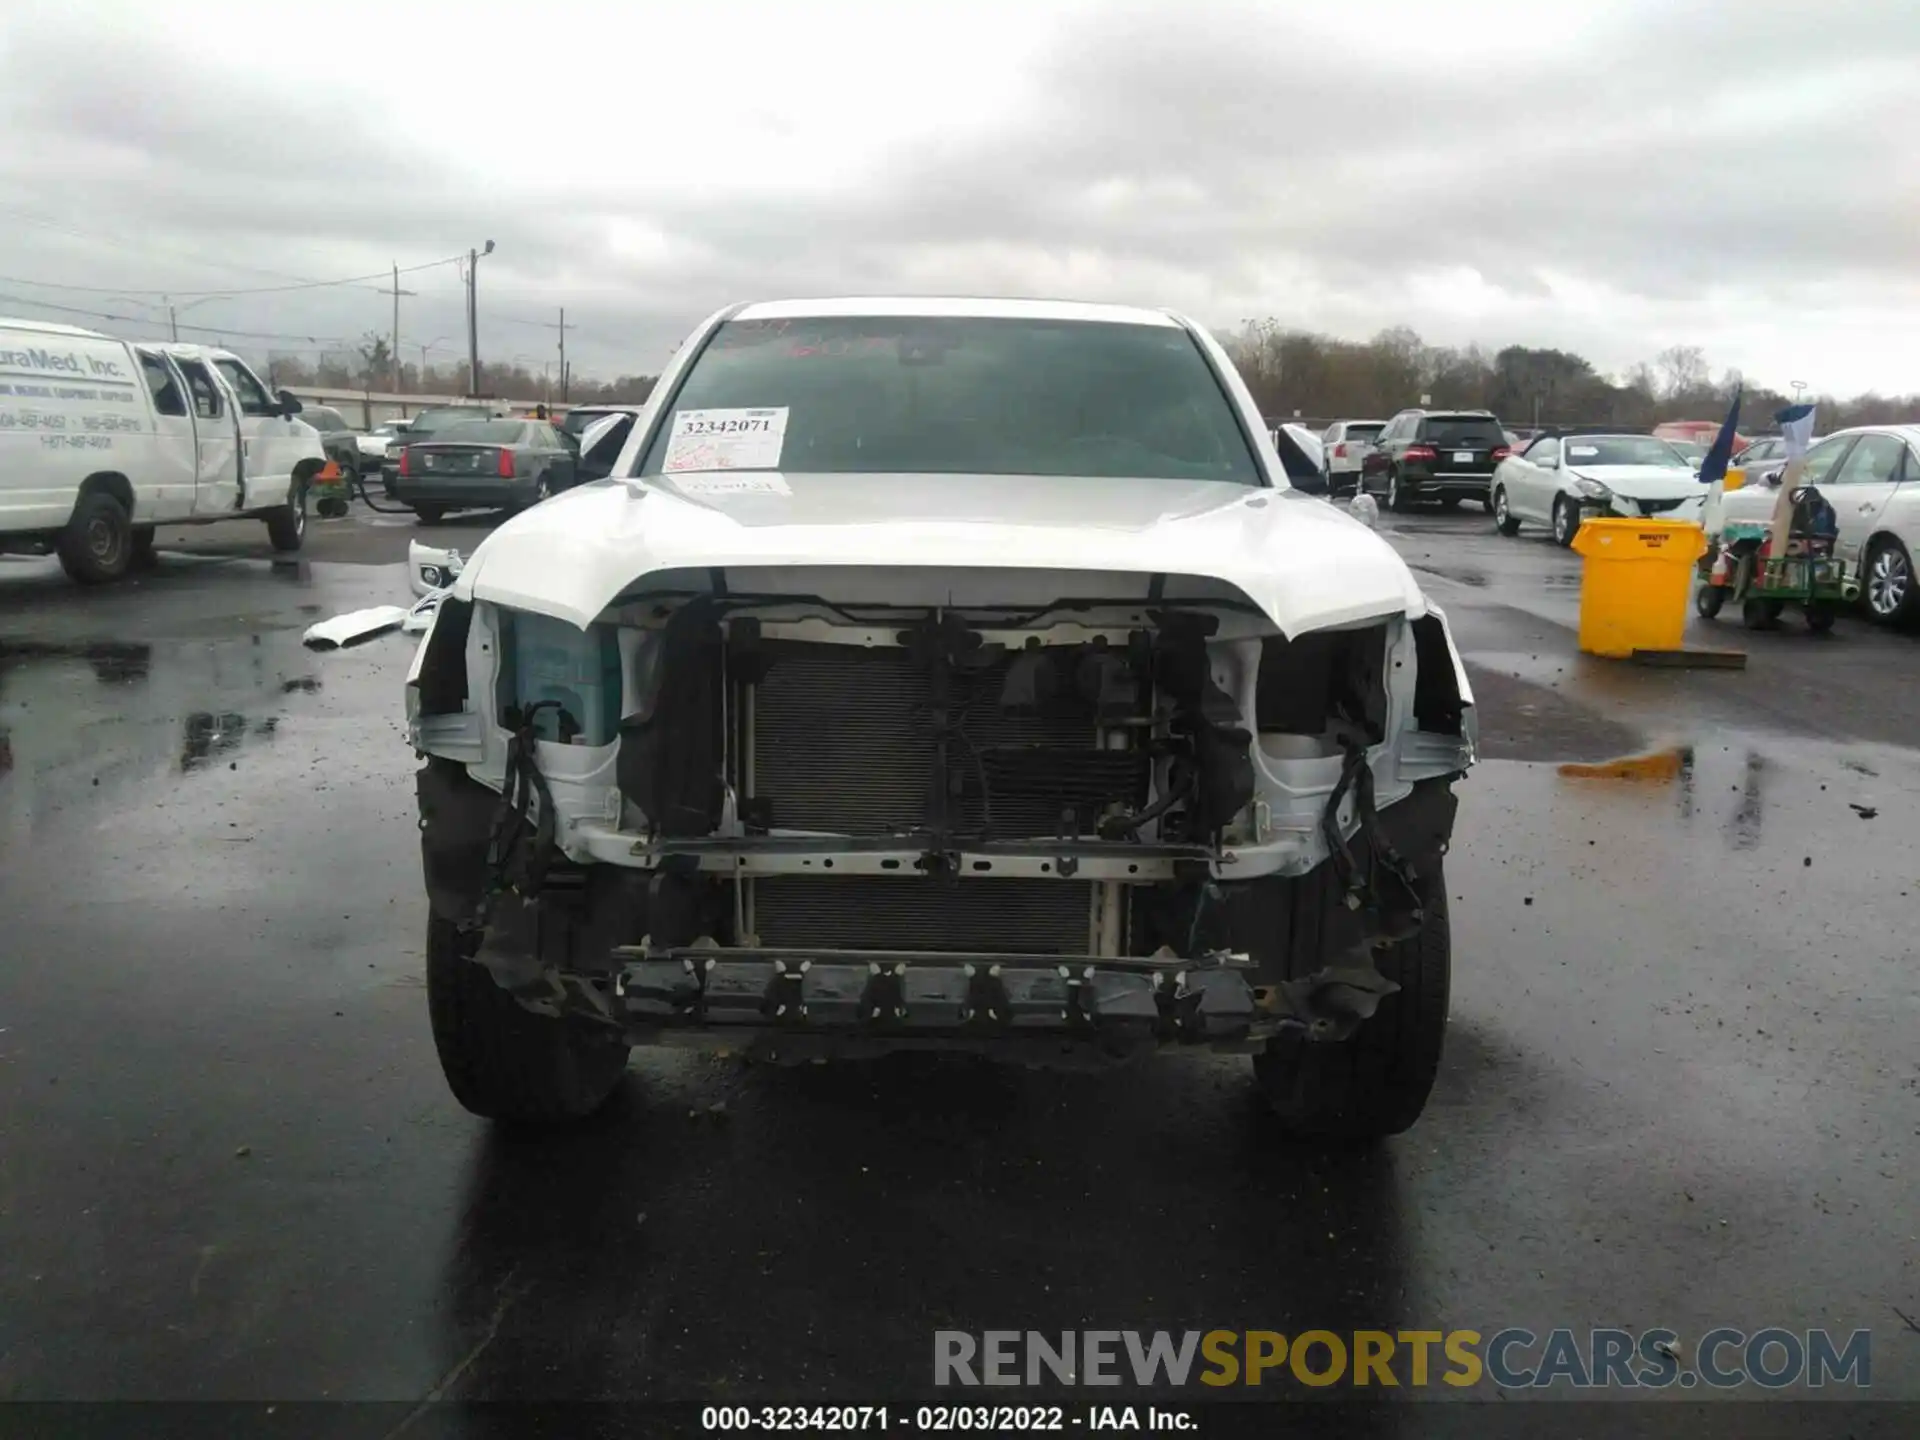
[732,296,1183,328]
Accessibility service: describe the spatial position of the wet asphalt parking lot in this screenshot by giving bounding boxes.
[1,496,1916,1432]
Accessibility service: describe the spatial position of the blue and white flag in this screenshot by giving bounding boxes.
[1698,387,1744,488]
[1697,387,1742,537]
[1776,403,1818,460]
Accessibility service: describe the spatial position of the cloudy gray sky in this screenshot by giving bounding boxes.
[3,0,1917,395]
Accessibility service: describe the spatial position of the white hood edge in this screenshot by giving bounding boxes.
[1568,464,1710,497]
[452,473,1428,637]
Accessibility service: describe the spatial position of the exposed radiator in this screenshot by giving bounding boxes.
[749,640,1145,838]
[753,876,1094,955]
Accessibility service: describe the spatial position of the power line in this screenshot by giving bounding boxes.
[0,254,466,299]
[0,291,354,346]
[0,205,471,296]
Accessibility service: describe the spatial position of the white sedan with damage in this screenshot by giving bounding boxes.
[1491,432,1709,545]
[399,296,1477,1143]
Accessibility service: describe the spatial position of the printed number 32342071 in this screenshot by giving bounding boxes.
[680,416,769,437]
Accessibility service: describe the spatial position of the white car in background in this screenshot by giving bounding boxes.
[360,419,411,463]
[1320,419,1385,495]
[1726,435,1805,490]
[1715,425,1920,626]
[1491,432,1707,546]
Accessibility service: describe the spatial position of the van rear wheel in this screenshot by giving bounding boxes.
[266,474,308,552]
[58,490,134,584]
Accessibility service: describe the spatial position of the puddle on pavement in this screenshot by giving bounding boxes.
[180,711,275,771]
[1542,736,1917,860]
[0,639,154,685]
[0,629,349,851]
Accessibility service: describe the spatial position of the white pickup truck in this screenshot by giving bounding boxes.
[0,318,327,582]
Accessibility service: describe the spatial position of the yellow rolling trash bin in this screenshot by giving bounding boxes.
[1569,517,1709,658]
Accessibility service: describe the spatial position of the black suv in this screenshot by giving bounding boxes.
[1370,409,1512,512]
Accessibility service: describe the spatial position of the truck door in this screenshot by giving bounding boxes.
[134,349,200,521]
[170,357,244,515]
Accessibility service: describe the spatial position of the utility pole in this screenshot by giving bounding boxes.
[466,251,478,396]
[545,307,575,402]
[381,262,415,394]
[168,304,179,341]
[465,241,495,398]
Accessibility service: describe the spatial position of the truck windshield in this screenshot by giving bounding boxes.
[640,316,1262,483]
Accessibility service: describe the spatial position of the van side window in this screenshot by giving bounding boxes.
[138,351,187,417]
[213,358,273,417]
[174,359,224,421]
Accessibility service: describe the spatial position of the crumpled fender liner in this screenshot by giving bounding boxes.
[1217,775,1457,1039]
[417,758,499,923]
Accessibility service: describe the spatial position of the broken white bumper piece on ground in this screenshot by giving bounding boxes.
[303,605,413,650]
[304,591,449,649]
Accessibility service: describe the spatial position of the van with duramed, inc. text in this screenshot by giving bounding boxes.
[0,318,327,582]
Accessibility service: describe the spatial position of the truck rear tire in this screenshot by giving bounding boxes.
[1253,866,1450,1143]
[426,915,632,1125]
[57,490,135,584]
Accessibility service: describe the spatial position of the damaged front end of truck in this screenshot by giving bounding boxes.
[407,537,1475,1140]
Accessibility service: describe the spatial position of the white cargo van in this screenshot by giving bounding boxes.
[0,319,326,583]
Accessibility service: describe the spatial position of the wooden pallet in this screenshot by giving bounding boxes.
[1629,647,1749,669]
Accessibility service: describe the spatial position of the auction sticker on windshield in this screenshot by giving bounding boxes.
[663,406,788,472]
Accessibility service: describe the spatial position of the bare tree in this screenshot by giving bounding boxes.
[357,333,394,391]
[1655,344,1709,400]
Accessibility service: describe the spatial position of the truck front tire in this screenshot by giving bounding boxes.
[58,490,134,584]
[425,915,632,1125]
[1253,865,1451,1143]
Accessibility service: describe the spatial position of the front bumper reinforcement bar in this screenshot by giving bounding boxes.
[596,946,1262,1043]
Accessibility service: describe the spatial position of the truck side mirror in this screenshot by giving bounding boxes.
[277,388,305,417]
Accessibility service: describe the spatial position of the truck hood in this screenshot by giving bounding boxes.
[1568,464,1706,499]
[455,472,1428,636]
